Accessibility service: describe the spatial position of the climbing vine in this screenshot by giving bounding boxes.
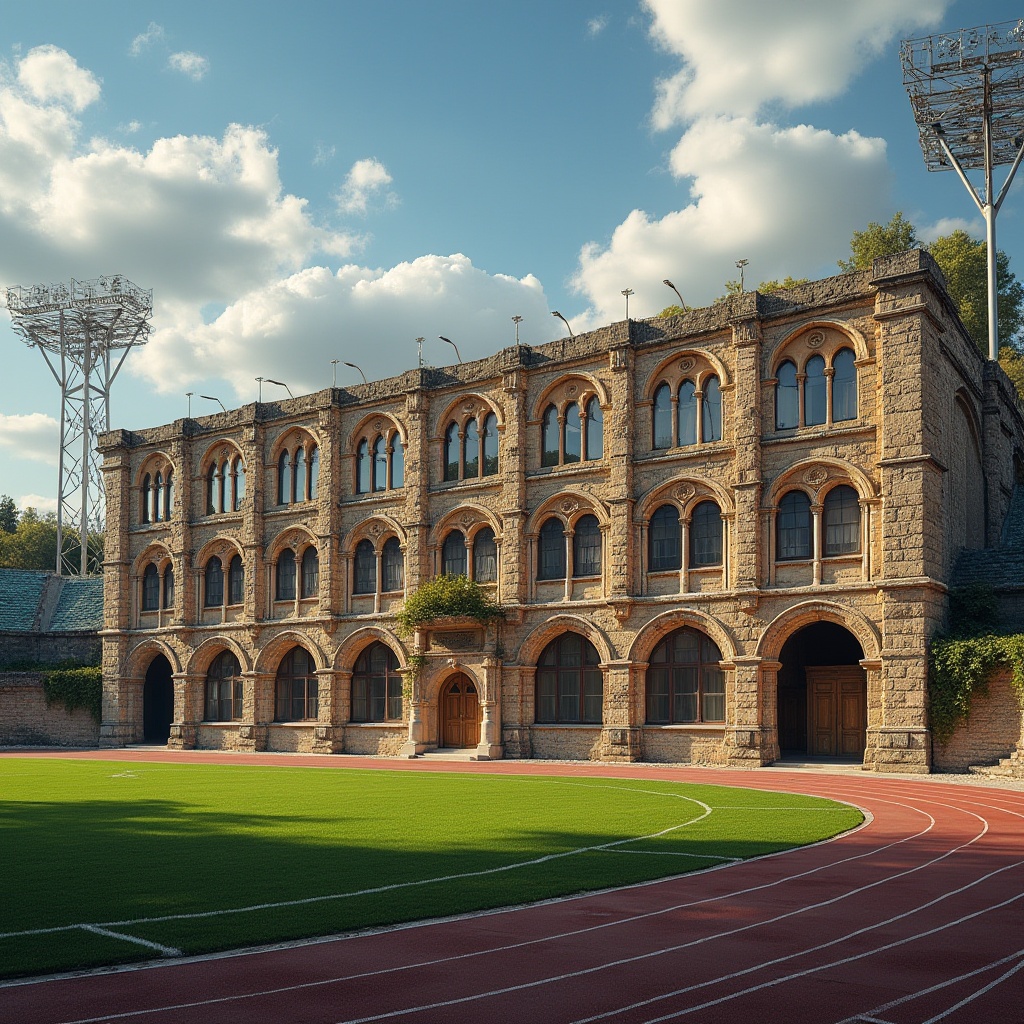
[42,666,103,724]
[396,575,503,636]
[928,586,1024,743]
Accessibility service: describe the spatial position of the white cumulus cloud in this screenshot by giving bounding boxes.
[168,51,209,82]
[0,413,60,467]
[336,158,396,215]
[18,493,58,514]
[16,45,100,112]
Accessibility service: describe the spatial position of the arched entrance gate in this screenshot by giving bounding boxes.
[142,654,174,744]
[776,622,866,760]
[439,673,480,749]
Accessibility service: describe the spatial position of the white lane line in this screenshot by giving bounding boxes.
[80,927,180,958]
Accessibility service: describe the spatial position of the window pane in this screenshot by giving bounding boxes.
[276,550,296,600]
[294,448,306,503]
[482,413,499,475]
[653,383,672,449]
[702,377,722,442]
[832,348,857,422]
[354,540,376,594]
[205,557,223,607]
[372,436,387,491]
[535,634,602,724]
[154,473,164,522]
[163,566,174,609]
[309,446,319,500]
[805,355,826,426]
[142,564,160,610]
[382,537,404,592]
[538,518,566,580]
[649,505,681,571]
[564,404,581,464]
[824,485,860,556]
[777,491,812,560]
[473,527,497,582]
[573,515,601,577]
[234,461,245,509]
[541,405,559,467]
[206,466,217,515]
[464,420,479,478]
[301,547,319,598]
[278,452,291,504]
[356,440,369,494]
[646,628,723,724]
[776,361,798,429]
[678,381,697,445]
[390,436,404,488]
[690,501,723,567]
[585,397,603,460]
[442,530,467,577]
[229,555,244,605]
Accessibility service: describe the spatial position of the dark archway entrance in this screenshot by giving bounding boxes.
[142,655,174,744]
[777,622,866,760]
[440,674,480,749]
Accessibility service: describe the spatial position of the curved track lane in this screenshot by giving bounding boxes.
[2,753,1023,1024]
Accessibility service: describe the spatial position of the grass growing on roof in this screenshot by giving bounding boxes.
[0,758,862,978]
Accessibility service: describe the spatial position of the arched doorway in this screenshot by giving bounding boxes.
[440,673,480,749]
[142,655,174,744]
[777,622,866,760]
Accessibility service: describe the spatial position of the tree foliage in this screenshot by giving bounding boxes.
[837,212,918,272]
[0,502,104,571]
[0,495,18,534]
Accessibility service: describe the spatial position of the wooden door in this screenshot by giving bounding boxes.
[806,666,866,759]
[441,674,480,748]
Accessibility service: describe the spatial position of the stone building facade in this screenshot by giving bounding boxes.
[97,250,1024,772]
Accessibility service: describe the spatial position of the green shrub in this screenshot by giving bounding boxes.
[42,667,102,723]
[396,575,503,635]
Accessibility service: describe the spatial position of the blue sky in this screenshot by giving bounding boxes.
[0,0,1020,513]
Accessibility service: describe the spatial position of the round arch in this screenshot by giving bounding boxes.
[531,373,611,422]
[769,319,870,373]
[348,411,408,450]
[514,614,616,667]
[123,637,183,679]
[642,347,732,401]
[135,450,176,487]
[253,631,329,675]
[187,635,254,677]
[193,535,245,568]
[334,627,408,673]
[264,525,320,562]
[429,504,503,549]
[627,607,738,666]
[765,457,878,508]
[526,492,610,536]
[268,425,321,463]
[635,476,735,522]
[433,393,506,434]
[343,516,407,555]
[756,600,881,663]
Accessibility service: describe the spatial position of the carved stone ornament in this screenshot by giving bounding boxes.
[369,521,384,537]
[459,513,474,527]
[565,383,579,398]
[462,402,475,415]
[804,466,829,487]
[221,447,231,460]
[678,357,696,373]
[373,419,384,433]
[674,483,696,502]
[560,498,579,515]
[807,331,825,349]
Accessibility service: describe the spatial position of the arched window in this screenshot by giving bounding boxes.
[275,646,318,721]
[206,465,218,515]
[142,563,160,611]
[701,376,722,443]
[775,360,799,429]
[832,348,857,422]
[690,501,723,567]
[276,549,296,601]
[164,470,175,520]
[444,423,460,481]
[301,546,319,599]
[205,650,243,722]
[231,458,245,511]
[356,439,370,494]
[678,381,697,446]
[653,383,672,450]
[228,554,244,606]
[537,518,566,580]
[353,539,376,594]
[536,634,602,723]
[804,355,826,426]
[541,405,559,467]
[646,627,724,724]
[585,397,603,460]
[777,491,812,560]
[573,514,601,577]
[308,446,319,500]
[464,419,480,478]
[649,504,681,571]
[442,530,467,577]
[382,537,404,592]
[204,556,223,607]
[140,474,152,524]
[278,450,292,505]
[153,472,164,523]
[163,565,175,609]
[294,447,306,503]
[390,436,404,488]
[482,413,499,476]
[473,527,497,582]
[351,642,403,722]
[564,404,582,464]
[372,436,387,492]
[824,485,860,556]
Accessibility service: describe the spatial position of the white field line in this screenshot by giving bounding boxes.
[80,927,180,957]
[42,798,933,1024]
[0,786,714,941]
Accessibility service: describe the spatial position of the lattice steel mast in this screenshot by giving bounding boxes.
[902,19,1024,361]
[6,276,152,575]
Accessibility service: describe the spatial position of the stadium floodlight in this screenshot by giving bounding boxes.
[901,19,1024,360]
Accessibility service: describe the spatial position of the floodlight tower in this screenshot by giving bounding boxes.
[6,276,153,575]
[901,19,1024,361]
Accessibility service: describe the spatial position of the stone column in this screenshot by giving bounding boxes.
[475,657,503,759]
[311,667,343,753]
[168,671,201,749]
[600,660,640,761]
[238,670,272,751]
[723,658,766,766]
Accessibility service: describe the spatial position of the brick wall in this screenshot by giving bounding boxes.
[0,672,100,747]
[933,668,1023,771]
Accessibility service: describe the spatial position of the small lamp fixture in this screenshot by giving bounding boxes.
[439,336,463,363]
[551,310,574,338]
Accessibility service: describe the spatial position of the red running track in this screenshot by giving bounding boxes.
[2,750,1024,1024]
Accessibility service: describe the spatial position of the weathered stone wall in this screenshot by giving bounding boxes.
[0,632,101,669]
[933,668,1023,771]
[0,673,99,747]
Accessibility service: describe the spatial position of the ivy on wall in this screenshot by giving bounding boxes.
[396,575,503,635]
[42,666,102,724]
[929,586,1024,743]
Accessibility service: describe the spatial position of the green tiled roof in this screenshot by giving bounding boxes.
[0,569,49,631]
[953,487,1024,592]
[49,576,104,632]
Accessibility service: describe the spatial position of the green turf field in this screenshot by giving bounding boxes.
[0,759,863,979]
